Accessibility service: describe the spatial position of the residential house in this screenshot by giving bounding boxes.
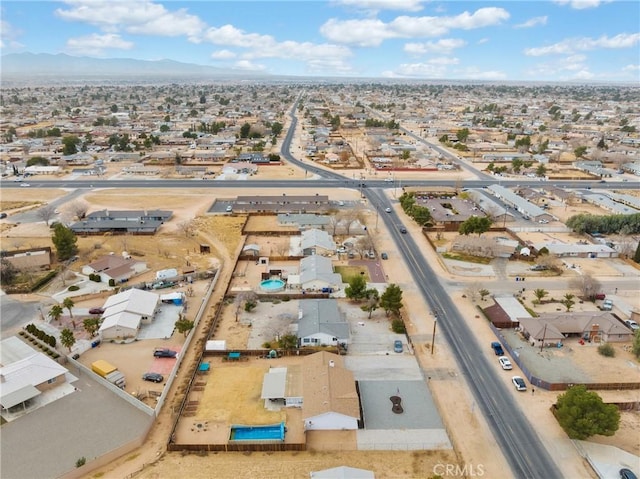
[290,255,342,291]
[98,288,159,340]
[297,299,350,347]
[302,351,360,431]
[301,229,336,256]
[82,254,147,283]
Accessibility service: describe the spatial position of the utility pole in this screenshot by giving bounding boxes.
[431,315,438,355]
[540,323,547,353]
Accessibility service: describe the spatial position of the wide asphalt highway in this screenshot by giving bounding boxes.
[366,187,562,478]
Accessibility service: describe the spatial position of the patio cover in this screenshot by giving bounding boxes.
[1,384,41,409]
[261,367,287,399]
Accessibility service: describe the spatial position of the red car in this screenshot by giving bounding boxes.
[89,307,104,315]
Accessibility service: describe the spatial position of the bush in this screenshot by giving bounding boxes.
[75,457,86,468]
[68,285,80,291]
[598,343,615,357]
[391,318,406,334]
[108,279,115,287]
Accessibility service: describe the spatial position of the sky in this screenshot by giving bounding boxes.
[1,0,639,82]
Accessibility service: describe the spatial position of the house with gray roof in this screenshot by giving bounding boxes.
[301,229,336,256]
[293,255,342,291]
[297,301,350,348]
[487,185,554,222]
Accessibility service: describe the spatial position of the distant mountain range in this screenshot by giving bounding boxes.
[0,53,269,82]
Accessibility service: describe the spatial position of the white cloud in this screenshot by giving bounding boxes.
[553,0,608,10]
[332,0,424,13]
[210,49,236,60]
[525,33,640,56]
[622,64,640,72]
[514,16,548,29]
[55,0,205,37]
[0,19,24,49]
[404,38,466,55]
[199,24,353,73]
[477,38,489,45]
[66,33,133,55]
[233,60,266,71]
[320,7,509,46]
[393,62,448,77]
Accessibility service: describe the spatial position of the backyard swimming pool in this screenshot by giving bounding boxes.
[260,278,286,292]
[229,422,285,442]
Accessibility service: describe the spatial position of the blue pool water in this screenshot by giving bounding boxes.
[260,278,285,292]
[229,422,285,441]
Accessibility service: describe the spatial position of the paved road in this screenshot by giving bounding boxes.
[365,187,563,479]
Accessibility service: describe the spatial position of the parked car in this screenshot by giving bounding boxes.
[89,307,105,315]
[512,376,527,391]
[530,264,548,271]
[393,340,403,353]
[381,252,388,260]
[336,246,347,254]
[498,356,513,370]
[619,468,638,479]
[593,293,606,300]
[602,299,613,311]
[491,342,504,356]
[142,372,164,383]
[225,205,233,212]
[0,213,7,219]
[153,348,177,358]
[624,320,639,331]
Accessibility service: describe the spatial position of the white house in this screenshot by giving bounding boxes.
[298,299,350,347]
[98,289,159,340]
[294,255,342,291]
[301,229,336,256]
[310,466,375,479]
[302,352,360,431]
[82,255,147,283]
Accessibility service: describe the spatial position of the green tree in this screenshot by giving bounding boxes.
[60,328,76,352]
[597,138,607,150]
[380,283,403,317]
[48,304,64,322]
[633,242,640,263]
[555,385,620,440]
[52,223,78,261]
[574,146,588,158]
[533,289,548,305]
[240,122,251,138]
[62,297,75,318]
[561,293,575,312]
[271,121,283,136]
[456,128,470,143]
[459,216,492,236]
[175,318,195,337]
[110,104,118,113]
[62,135,81,155]
[83,317,101,337]
[511,158,524,173]
[159,124,170,133]
[345,274,368,301]
[536,163,547,178]
[632,330,640,359]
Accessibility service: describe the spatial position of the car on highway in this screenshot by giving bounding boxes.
[399,226,407,234]
[142,372,164,383]
[498,356,513,370]
[620,469,638,479]
[381,252,388,260]
[89,307,105,315]
[384,177,393,182]
[512,376,527,391]
[393,340,403,353]
[491,341,504,355]
[20,183,31,187]
[153,348,177,358]
[385,207,392,213]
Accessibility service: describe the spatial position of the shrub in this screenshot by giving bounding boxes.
[68,285,80,291]
[391,318,406,334]
[75,457,86,468]
[108,279,115,287]
[597,343,615,357]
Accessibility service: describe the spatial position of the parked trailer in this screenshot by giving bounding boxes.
[91,360,126,388]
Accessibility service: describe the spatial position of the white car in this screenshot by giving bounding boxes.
[498,356,513,370]
[384,177,393,182]
[512,376,527,391]
[20,183,30,187]
[225,205,233,212]
[385,207,392,213]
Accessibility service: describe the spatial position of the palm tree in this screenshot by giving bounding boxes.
[48,304,64,322]
[60,328,76,352]
[562,293,576,312]
[533,288,548,305]
[62,297,75,318]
